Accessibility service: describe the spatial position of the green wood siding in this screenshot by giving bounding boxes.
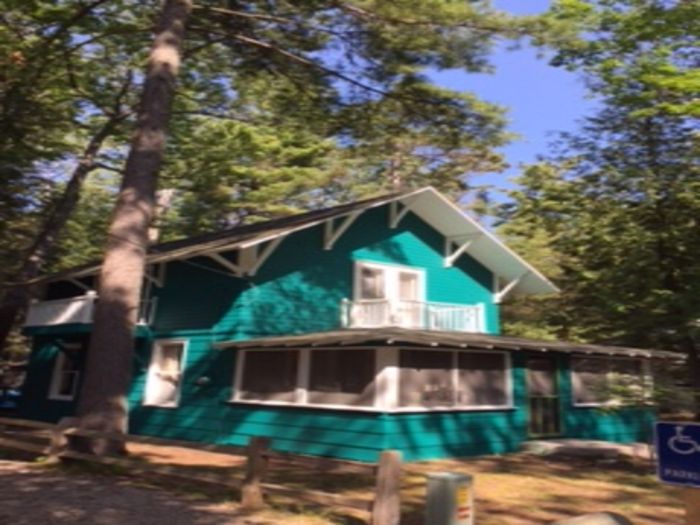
[18,336,88,422]
[149,207,497,338]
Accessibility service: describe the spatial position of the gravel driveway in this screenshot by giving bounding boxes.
[0,460,322,525]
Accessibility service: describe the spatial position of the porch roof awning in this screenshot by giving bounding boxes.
[214,327,683,360]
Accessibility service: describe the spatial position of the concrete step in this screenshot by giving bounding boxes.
[522,439,652,460]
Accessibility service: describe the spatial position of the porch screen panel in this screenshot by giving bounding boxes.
[571,357,609,404]
[239,350,298,402]
[457,352,508,407]
[609,358,645,402]
[399,350,454,407]
[308,349,376,406]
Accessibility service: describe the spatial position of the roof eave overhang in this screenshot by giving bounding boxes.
[214,328,683,361]
[32,187,557,297]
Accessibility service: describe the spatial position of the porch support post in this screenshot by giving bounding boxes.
[207,252,243,277]
[444,234,481,267]
[143,264,164,287]
[247,236,285,276]
[324,211,362,250]
[494,272,528,303]
[67,279,92,292]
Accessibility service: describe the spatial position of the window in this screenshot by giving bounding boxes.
[239,350,298,402]
[457,352,509,407]
[353,262,425,327]
[232,347,512,412]
[308,349,375,406]
[233,348,377,408]
[399,350,454,407]
[398,349,511,409]
[49,344,81,401]
[571,356,646,406]
[144,340,186,407]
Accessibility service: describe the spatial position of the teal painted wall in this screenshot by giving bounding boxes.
[147,207,498,338]
[18,335,88,422]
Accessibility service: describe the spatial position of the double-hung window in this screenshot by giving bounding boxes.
[49,343,81,401]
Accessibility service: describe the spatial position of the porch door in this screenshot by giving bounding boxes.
[396,271,421,327]
[526,357,561,437]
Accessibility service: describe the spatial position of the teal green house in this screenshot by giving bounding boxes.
[19,188,675,462]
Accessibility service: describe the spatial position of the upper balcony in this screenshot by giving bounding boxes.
[24,292,156,328]
[341,299,485,333]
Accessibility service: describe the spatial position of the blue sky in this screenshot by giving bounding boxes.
[429,0,595,199]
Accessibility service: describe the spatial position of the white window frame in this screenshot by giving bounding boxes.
[571,355,650,408]
[353,260,426,304]
[230,346,514,413]
[48,343,81,401]
[395,349,514,412]
[143,339,188,408]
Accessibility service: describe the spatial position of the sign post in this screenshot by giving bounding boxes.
[425,472,474,525]
[654,422,700,525]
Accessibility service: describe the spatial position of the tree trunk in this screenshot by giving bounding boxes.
[684,337,700,421]
[75,0,192,453]
[0,117,124,353]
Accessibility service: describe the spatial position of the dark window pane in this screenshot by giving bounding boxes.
[308,349,376,406]
[240,350,298,402]
[571,357,609,404]
[458,353,508,407]
[526,358,556,397]
[399,350,454,407]
[609,358,644,402]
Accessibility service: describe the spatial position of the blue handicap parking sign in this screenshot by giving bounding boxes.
[655,422,700,488]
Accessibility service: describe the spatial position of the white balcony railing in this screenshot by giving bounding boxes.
[341,299,485,333]
[24,292,156,328]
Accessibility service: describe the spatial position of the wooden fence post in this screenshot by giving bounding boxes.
[371,450,402,525]
[241,436,270,510]
[48,417,79,460]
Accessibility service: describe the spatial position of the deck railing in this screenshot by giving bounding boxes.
[24,293,156,327]
[341,299,485,333]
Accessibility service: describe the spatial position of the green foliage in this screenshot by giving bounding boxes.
[500,1,700,356]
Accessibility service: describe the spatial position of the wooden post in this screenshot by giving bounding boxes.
[48,417,79,461]
[371,450,402,525]
[684,488,700,525]
[241,436,270,510]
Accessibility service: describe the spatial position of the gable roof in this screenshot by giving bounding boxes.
[215,327,682,360]
[35,187,557,297]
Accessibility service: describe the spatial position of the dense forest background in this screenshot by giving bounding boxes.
[1,1,698,425]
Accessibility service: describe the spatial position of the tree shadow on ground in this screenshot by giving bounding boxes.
[0,459,338,525]
[399,454,683,525]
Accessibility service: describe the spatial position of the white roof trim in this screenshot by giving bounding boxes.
[41,187,557,296]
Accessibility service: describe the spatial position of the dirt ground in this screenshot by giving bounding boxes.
[0,459,330,525]
[0,442,686,525]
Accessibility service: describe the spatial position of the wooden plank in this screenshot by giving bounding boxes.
[268,452,376,475]
[371,450,402,525]
[685,488,700,525]
[241,437,270,510]
[59,450,241,489]
[0,436,48,455]
[262,481,373,513]
[65,428,247,457]
[0,417,57,430]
